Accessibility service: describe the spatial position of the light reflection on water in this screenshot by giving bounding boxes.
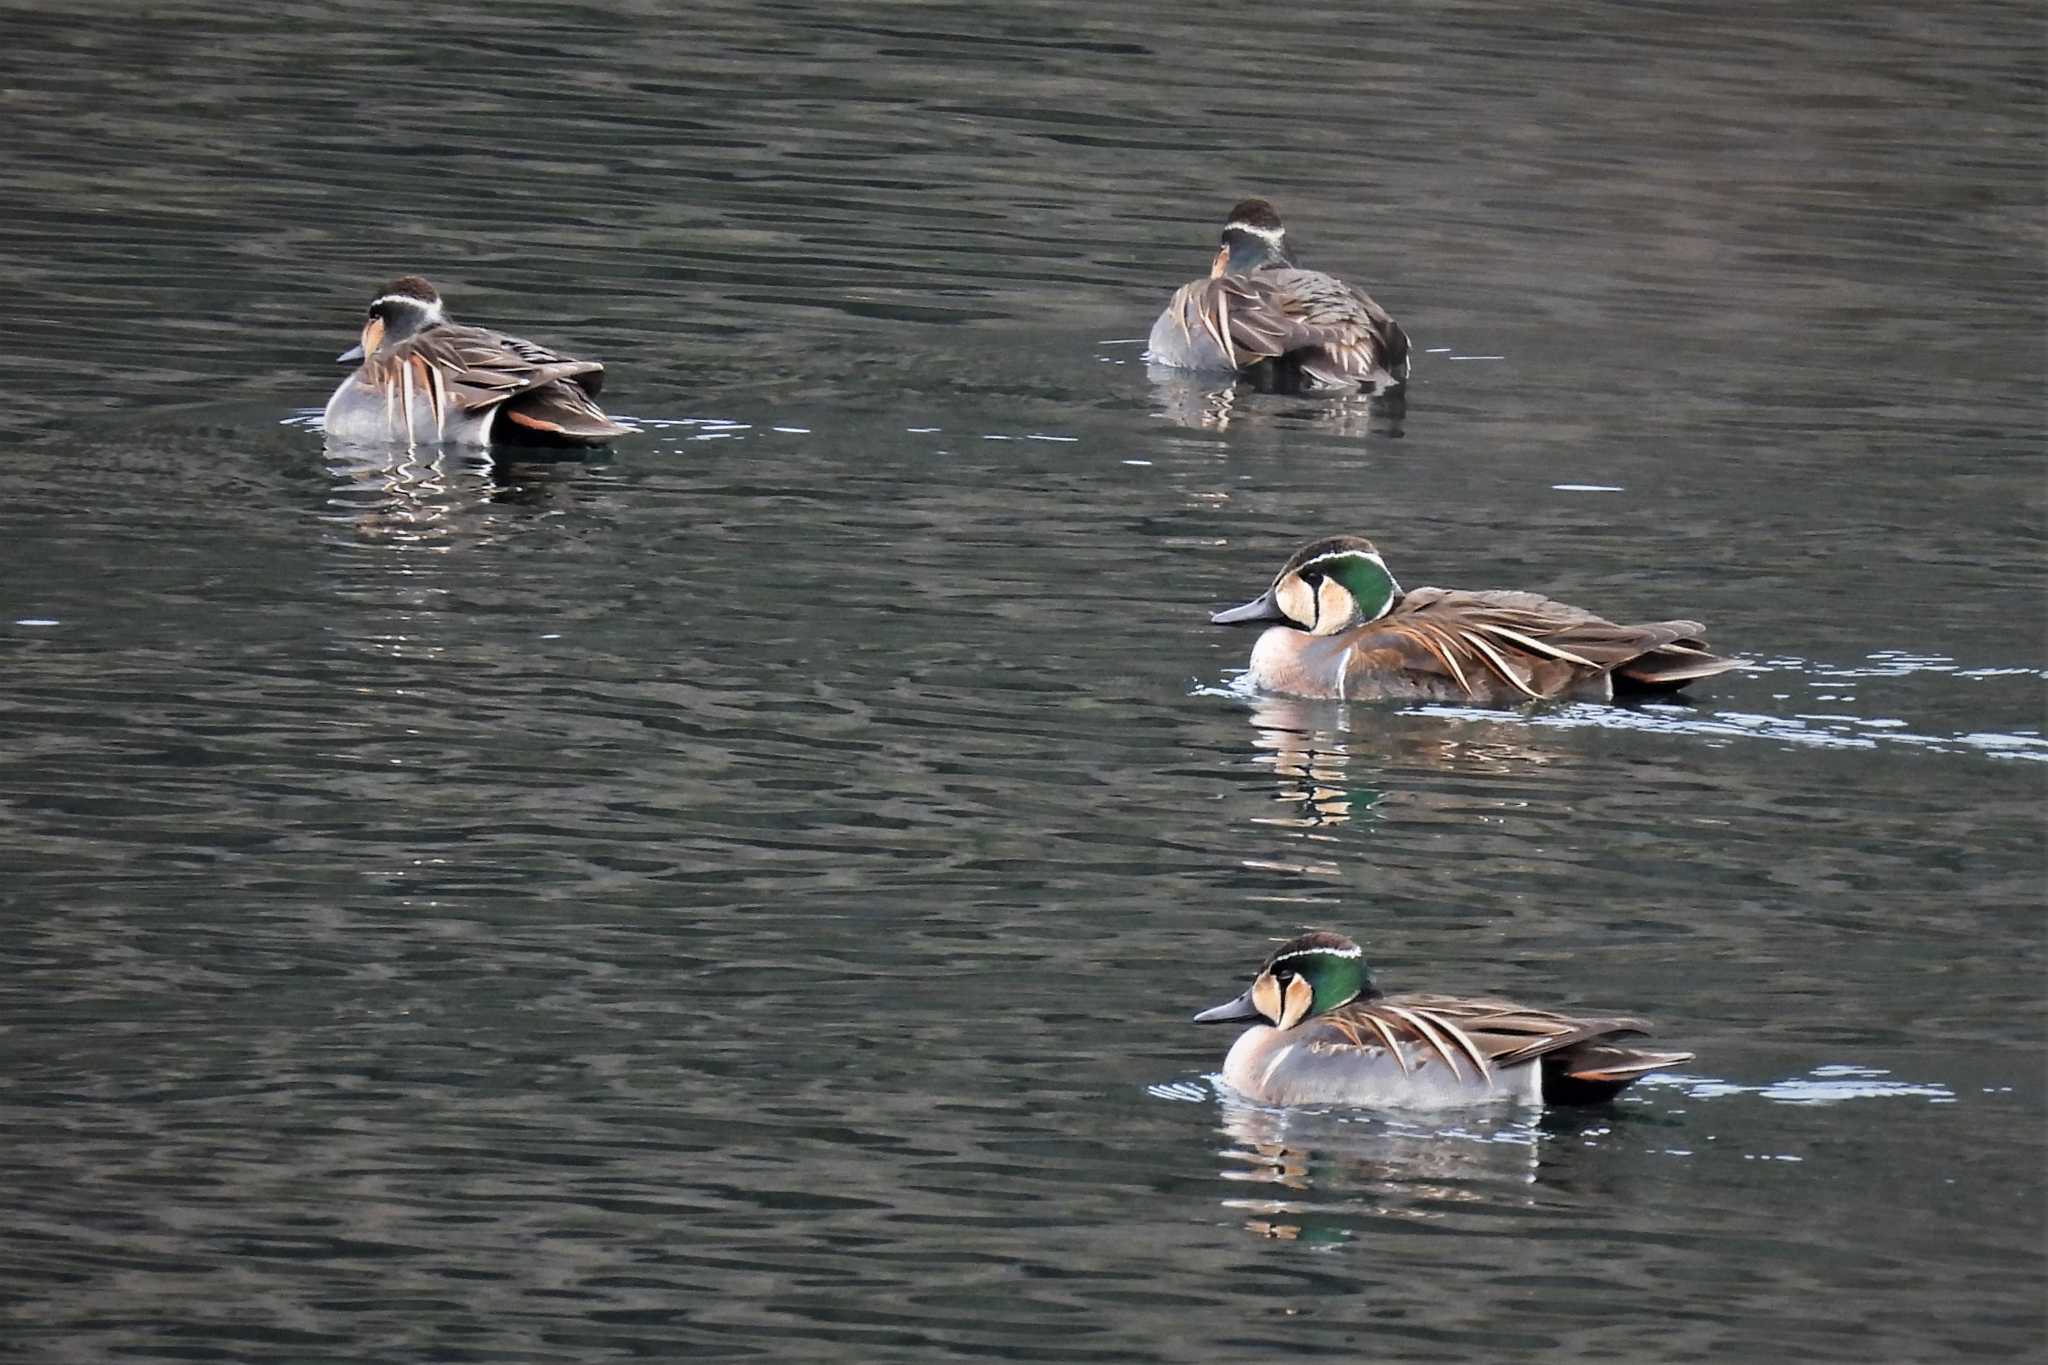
[1151,1063,1959,1247]
[1200,662,2047,764]
[1413,696,2048,762]
[1152,1065,1959,1117]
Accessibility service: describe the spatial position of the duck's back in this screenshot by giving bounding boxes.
[1149,267,1409,389]
[324,323,627,446]
[1222,994,1690,1109]
[1242,587,1736,703]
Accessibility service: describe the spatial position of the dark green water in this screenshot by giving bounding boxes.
[1,2,2042,1360]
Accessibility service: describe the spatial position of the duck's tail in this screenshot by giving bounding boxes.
[1543,1041,1697,1105]
[1614,624,1745,693]
[498,381,637,446]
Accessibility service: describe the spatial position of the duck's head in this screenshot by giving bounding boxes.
[1193,930,1374,1031]
[1211,535,1403,637]
[338,275,446,363]
[1210,197,1294,277]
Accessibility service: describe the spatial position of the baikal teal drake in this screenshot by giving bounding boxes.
[1148,198,1410,392]
[1212,535,1742,704]
[1194,932,1694,1108]
[324,276,633,448]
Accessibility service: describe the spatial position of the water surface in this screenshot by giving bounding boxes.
[1,2,2042,1361]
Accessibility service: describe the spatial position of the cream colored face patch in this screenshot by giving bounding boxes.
[1251,971,1283,1025]
[1274,574,1315,628]
[360,316,386,360]
[1277,974,1315,1030]
[1312,576,1358,636]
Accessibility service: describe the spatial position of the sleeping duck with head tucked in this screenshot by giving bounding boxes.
[323,276,633,448]
[1149,198,1410,392]
[1194,931,1695,1109]
[1212,536,1742,704]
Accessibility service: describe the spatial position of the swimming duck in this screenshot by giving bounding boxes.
[1194,931,1694,1108]
[1212,536,1740,703]
[1148,198,1410,391]
[323,276,633,447]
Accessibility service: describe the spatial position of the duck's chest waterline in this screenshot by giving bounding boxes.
[1146,302,1232,372]
[1219,1023,1543,1109]
[322,376,494,445]
[1244,628,1459,702]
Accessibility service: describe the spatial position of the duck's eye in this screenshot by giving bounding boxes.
[1299,570,1323,587]
[1274,968,1295,984]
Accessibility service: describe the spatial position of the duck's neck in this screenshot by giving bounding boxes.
[1221,231,1290,274]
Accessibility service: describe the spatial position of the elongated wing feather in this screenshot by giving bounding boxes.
[1157,267,1409,386]
[1557,1045,1696,1082]
[1341,994,1683,1070]
[1302,993,1690,1104]
[1360,587,1739,702]
[500,382,635,441]
[354,321,630,445]
[1250,267,1410,384]
[408,327,607,408]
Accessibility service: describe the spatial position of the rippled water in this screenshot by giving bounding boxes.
[2,2,2043,1361]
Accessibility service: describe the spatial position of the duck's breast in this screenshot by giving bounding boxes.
[1245,628,1341,698]
[1246,628,1467,702]
[321,374,492,446]
[1147,284,1234,372]
[1224,1023,1542,1109]
[321,375,379,441]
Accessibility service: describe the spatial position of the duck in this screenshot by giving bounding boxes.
[322,276,633,447]
[1212,535,1741,703]
[1193,931,1695,1108]
[1147,198,1410,392]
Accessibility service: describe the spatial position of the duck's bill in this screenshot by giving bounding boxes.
[1192,988,1263,1024]
[335,344,365,363]
[1210,589,1287,626]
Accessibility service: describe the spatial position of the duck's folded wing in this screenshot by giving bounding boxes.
[1362,588,1739,700]
[1159,275,1361,365]
[1157,262,1412,387]
[493,331,607,396]
[498,379,635,441]
[1357,994,1688,1081]
[1253,269,1409,385]
[408,328,609,413]
[1457,594,1741,690]
[404,329,630,442]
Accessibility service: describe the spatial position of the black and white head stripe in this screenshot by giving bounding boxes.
[367,276,444,316]
[1261,929,1364,969]
[1271,942,1363,963]
[1274,535,1391,584]
[368,295,445,326]
[1221,198,1287,244]
[1293,547,1391,577]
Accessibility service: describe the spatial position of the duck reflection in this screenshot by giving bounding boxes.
[1245,694,1574,829]
[321,442,603,548]
[1147,362,1404,437]
[1213,1093,1542,1241]
[1247,695,1381,832]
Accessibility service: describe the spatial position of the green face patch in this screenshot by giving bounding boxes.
[1297,551,1399,626]
[1268,945,1370,1017]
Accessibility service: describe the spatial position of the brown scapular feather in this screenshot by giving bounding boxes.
[1355,587,1741,703]
[358,315,630,446]
[1379,1004,1474,1080]
[1322,993,1692,1103]
[1167,269,1409,390]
